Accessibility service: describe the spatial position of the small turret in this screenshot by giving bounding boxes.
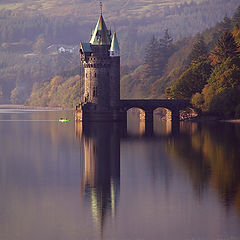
[110,32,120,57]
[109,32,120,109]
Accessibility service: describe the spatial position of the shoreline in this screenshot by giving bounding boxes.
[0,104,74,111]
[1,105,240,123]
[187,116,240,123]
[221,119,240,123]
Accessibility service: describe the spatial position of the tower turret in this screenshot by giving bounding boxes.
[90,14,111,46]
[109,32,120,109]
[110,32,120,57]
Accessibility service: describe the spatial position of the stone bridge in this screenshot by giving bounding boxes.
[120,99,190,122]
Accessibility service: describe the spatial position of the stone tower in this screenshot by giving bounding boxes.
[76,13,123,122]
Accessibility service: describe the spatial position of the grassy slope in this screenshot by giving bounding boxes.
[0,0,205,18]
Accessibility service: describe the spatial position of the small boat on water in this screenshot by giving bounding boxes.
[58,118,70,123]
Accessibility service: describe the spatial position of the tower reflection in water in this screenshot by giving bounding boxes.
[76,122,125,235]
[75,119,178,236]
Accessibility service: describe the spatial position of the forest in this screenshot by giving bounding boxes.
[166,7,240,118]
[0,0,240,111]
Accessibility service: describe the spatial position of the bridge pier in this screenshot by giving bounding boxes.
[171,109,180,122]
[141,110,154,135]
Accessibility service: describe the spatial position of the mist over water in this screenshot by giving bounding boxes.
[0,110,240,240]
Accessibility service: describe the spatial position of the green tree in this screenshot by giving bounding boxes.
[160,29,173,49]
[200,57,240,116]
[166,57,212,99]
[232,6,240,26]
[211,31,240,64]
[191,92,204,111]
[32,35,47,54]
[159,29,174,62]
[144,30,174,78]
[10,88,22,104]
[221,16,232,31]
[189,36,208,62]
[144,35,162,76]
[235,104,240,118]
[208,88,240,117]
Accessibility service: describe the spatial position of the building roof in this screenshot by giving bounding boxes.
[110,32,120,53]
[90,14,111,45]
[80,42,92,53]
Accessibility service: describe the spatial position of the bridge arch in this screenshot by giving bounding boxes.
[126,107,146,119]
[126,107,146,136]
[119,99,190,135]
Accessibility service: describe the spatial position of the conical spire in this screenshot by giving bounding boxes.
[110,32,120,57]
[90,14,111,45]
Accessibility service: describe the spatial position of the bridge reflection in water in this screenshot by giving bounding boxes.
[75,119,180,236]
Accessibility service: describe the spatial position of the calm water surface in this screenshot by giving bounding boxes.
[0,109,240,240]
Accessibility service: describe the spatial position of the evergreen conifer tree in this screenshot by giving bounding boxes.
[144,35,162,76]
[211,31,240,64]
[189,36,208,62]
[160,29,173,48]
[232,6,240,26]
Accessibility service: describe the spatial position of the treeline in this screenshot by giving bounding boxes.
[0,12,88,46]
[0,52,79,104]
[0,0,239,58]
[166,7,240,118]
[1,0,240,106]
[167,123,240,214]
[26,67,83,108]
[121,30,176,98]
[121,0,240,63]
[121,5,240,118]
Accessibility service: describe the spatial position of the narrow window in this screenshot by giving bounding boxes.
[93,87,96,97]
[95,73,97,77]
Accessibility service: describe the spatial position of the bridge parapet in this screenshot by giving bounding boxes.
[120,99,189,112]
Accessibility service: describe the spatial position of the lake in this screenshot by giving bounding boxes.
[0,109,240,240]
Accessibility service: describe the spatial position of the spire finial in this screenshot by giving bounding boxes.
[100,1,103,15]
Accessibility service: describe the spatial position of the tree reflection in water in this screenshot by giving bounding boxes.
[167,122,240,214]
[76,119,240,237]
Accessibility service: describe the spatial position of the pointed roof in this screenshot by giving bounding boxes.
[110,32,120,52]
[90,15,111,45]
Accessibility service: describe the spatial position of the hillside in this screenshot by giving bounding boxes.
[120,6,240,103]
[0,0,207,18]
[0,0,240,105]
[26,5,240,112]
[0,0,239,54]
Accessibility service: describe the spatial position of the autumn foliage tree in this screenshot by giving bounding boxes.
[166,12,240,118]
